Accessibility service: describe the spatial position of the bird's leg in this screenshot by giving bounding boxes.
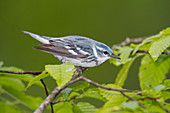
[81,67,88,73]
[78,67,88,74]
[76,67,83,75]
[73,67,88,78]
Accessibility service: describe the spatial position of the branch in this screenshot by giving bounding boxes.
[111,37,170,55]
[137,97,160,101]
[120,91,146,109]
[137,97,169,113]
[40,79,54,113]
[52,97,77,104]
[80,76,138,93]
[136,50,170,55]
[0,70,42,75]
[111,36,147,50]
[0,70,54,112]
[1,70,163,112]
[0,70,143,112]
[34,76,141,113]
[34,76,83,113]
[164,107,170,113]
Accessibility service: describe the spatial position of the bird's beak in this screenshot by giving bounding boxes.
[110,54,120,59]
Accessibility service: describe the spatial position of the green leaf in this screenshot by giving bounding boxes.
[0,61,3,67]
[0,76,25,91]
[72,104,82,113]
[45,62,75,88]
[149,36,170,61]
[0,101,21,113]
[82,88,106,101]
[26,71,49,89]
[164,104,170,112]
[54,102,73,113]
[153,84,165,94]
[117,46,134,64]
[1,86,43,110]
[115,55,141,87]
[130,43,151,51]
[68,92,80,99]
[121,101,139,110]
[109,47,133,66]
[163,79,170,90]
[72,81,90,92]
[147,101,166,113]
[0,67,43,87]
[139,55,170,90]
[132,34,160,55]
[96,92,138,113]
[96,99,122,113]
[76,102,98,113]
[109,58,121,66]
[61,88,72,100]
[99,84,126,102]
[161,91,170,101]
[160,27,170,35]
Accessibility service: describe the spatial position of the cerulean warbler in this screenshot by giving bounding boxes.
[23,31,120,67]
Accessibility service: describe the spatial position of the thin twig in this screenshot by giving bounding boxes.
[0,70,55,112]
[164,107,170,113]
[137,97,169,113]
[0,70,142,112]
[137,97,160,101]
[80,76,138,93]
[111,36,148,50]
[52,97,77,104]
[0,70,42,75]
[34,76,83,113]
[111,37,170,55]
[40,79,54,113]
[120,91,146,109]
[136,50,170,55]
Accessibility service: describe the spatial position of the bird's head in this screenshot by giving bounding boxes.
[95,42,120,63]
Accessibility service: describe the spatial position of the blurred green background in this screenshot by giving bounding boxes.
[0,0,170,111]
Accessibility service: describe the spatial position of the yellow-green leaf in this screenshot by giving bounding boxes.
[160,27,170,35]
[76,102,98,113]
[82,88,106,102]
[1,86,43,110]
[132,34,161,55]
[54,102,73,113]
[139,55,170,90]
[99,84,126,102]
[115,55,141,87]
[117,46,133,64]
[26,71,49,89]
[0,77,25,91]
[0,101,21,113]
[0,66,43,87]
[45,62,75,88]
[149,36,170,61]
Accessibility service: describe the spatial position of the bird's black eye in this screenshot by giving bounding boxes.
[104,51,109,55]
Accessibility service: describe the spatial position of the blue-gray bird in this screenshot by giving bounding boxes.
[23,31,120,67]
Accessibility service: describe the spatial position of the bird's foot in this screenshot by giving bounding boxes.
[73,67,88,79]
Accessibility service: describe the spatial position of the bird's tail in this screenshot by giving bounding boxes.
[22,31,52,44]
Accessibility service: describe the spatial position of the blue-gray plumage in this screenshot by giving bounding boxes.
[23,31,120,67]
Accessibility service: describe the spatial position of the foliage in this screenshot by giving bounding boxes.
[0,66,44,112]
[0,27,170,113]
[139,55,170,90]
[45,62,75,88]
[132,27,170,61]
